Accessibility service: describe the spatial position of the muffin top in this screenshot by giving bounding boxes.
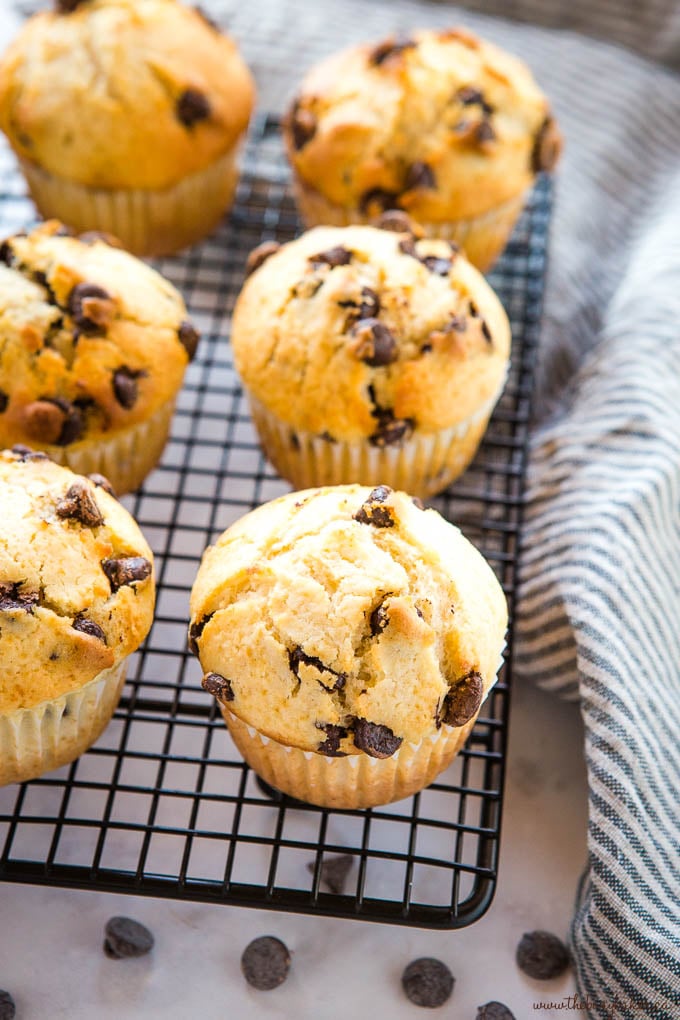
[0,220,199,455]
[0,0,255,190]
[190,484,507,757]
[284,27,561,221]
[0,447,155,714]
[232,220,511,441]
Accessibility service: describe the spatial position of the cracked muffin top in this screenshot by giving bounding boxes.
[232,220,511,441]
[0,220,199,453]
[284,27,561,222]
[190,484,507,757]
[0,0,255,190]
[0,447,155,714]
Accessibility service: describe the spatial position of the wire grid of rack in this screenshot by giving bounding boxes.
[0,114,551,929]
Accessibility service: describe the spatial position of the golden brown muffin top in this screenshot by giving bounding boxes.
[0,448,155,714]
[0,0,256,190]
[190,484,507,757]
[232,220,511,441]
[0,220,199,455]
[285,27,561,221]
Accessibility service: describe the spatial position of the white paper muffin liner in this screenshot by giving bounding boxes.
[19,146,242,256]
[0,659,127,787]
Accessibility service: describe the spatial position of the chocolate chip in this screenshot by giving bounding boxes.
[241,936,291,990]
[23,397,84,446]
[457,85,484,105]
[11,444,49,462]
[316,723,348,757]
[0,582,38,614]
[308,246,353,270]
[68,283,114,335]
[306,854,353,894]
[375,210,414,233]
[369,413,413,448]
[202,671,235,703]
[477,1003,516,1020]
[401,958,454,1008]
[104,917,154,959]
[532,115,562,173]
[0,991,16,1020]
[55,0,89,11]
[476,119,496,144]
[481,319,492,344]
[359,189,400,216]
[73,614,107,642]
[353,718,402,758]
[369,37,416,66]
[0,241,14,266]
[88,472,116,497]
[188,614,212,655]
[369,601,389,635]
[420,254,453,276]
[245,241,281,277]
[289,647,346,692]
[405,162,436,191]
[516,931,570,980]
[350,318,397,367]
[398,236,417,258]
[113,367,144,410]
[289,101,317,150]
[0,391,7,413]
[441,670,484,727]
[353,485,395,528]
[178,320,200,361]
[176,88,211,127]
[55,481,104,527]
[102,556,152,592]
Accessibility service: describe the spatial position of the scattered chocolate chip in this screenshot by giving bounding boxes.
[104,917,154,959]
[192,4,219,30]
[441,670,484,727]
[73,614,107,642]
[0,990,15,1020]
[398,236,417,258]
[68,283,114,335]
[477,1003,516,1020]
[369,37,416,66]
[245,241,281,277]
[359,189,400,216]
[476,119,496,144]
[307,854,353,894]
[290,432,301,449]
[369,601,389,635]
[11,444,49,462]
[353,718,402,758]
[102,556,152,592]
[55,481,104,528]
[481,318,493,344]
[446,314,467,333]
[308,246,353,270]
[369,413,413,448]
[401,958,454,1008]
[88,472,116,497]
[178,320,200,361]
[55,0,88,11]
[318,431,335,443]
[457,85,484,105]
[405,162,436,191]
[469,300,480,318]
[0,582,38,614]
[0,241,14,266]
[375,209,414,233]
[23,397,83,446]
[516,931,570,980]
[78,230,122,247]
[289,101,317,150]
[0,391,7,413]
[202,671,235,703]
[338,286,381,322]
[188,614,212,655]
[113,367,144,410]
[420,254,453,276]
[532,115,562,173]
[353,485,395,528]
[241,936,291,991]
[350,318,397,367]
[289,647,346,692]
[316,723,348,757]
[176,88,211,127]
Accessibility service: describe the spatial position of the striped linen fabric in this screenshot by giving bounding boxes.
[214,1,680,1013]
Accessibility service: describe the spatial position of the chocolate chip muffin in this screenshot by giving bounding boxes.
[0,448,155,785]
[190,484,507,808]
[0,220,200,494]
[284,27,561,270]
[0,0,255,255]
[232,219,510,498]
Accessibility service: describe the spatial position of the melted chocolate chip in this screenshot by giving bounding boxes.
[457,85,484,105]
[73,614,107,642]
[55,0,89,12]
[369,37,416,66]
[420,254,453,276]
[241,936,291,991]
[289,647,346,692]
[369,601,390,636]
[23,398,83,446]
[88,473,116,497]
[516,931,570,980]
[441,670,484,727]
[405,162,436,191]
[359,189,400,216]
[245,241,281,277]
[188,614,212,655]
[353,485,396,528]
[68,283,114,335]
[289,101,317,150]
[477,1003,516,1020]
[369,413,414,448]
[178,320,200,361]
[532,115,562,173]
[11,444,49,462]
[481,318,493,344]
[402,958,455,1008]
[55,481,104,528]
[476,119,496,144]
[375,209,414,233]
[353,718,402,758]
[0,392,7,413]
[350,318,397,367]
[308,246,353,270]
[0,582,38,614]
[102,556,152,592]
[202,672,235,703]
[176,88,211,127]
[0,241,14,266]
[104,917,154,959]
[306,853,353,894]
[113,367,144,410]
[316,723,348,757]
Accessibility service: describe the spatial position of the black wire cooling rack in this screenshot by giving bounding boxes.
[0,114,552,929]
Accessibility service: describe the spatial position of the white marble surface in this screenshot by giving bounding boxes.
[0,676,588,1020]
